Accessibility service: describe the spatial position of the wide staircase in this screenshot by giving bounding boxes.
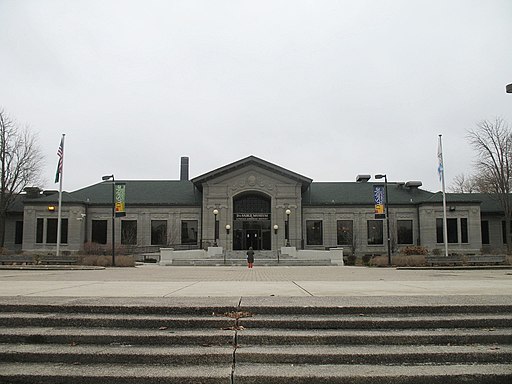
[172,250,335,266]
[0,298,511,383]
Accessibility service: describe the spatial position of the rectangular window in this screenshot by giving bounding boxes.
[15,221,23,244]
[481,221,490,245]
[397,220,413,245]
[447,218,458,243]
[46,218,58,243]
[121,220,137,245]
[92,220,108,244]
[151,220,167,246]
[437,218,458,243]
[337,220,353,246]
[36,218,44,244]
[501,221,512,244]
[181,220,198,245]
[306,220,323,245]
[436,218,443,243]
[46,218,68,244]
[461,218,468,243]
[367,220,383,245]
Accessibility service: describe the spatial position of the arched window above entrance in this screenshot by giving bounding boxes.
[233,192,270,214]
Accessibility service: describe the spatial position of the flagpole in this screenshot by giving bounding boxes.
[438,134,449,257]
[56,134,65,257]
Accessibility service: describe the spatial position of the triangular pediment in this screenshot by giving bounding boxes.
[192,155,312,191]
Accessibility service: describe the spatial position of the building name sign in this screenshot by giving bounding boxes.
[234,213,271,221]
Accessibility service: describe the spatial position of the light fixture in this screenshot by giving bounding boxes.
[285,209,291,246]
[213,209,219,246]
[48,206,56,212]
[225,224,231,234]
[273,224,279,234]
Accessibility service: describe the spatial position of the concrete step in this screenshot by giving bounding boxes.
[171,258,334,266]
[233,363,512,384]
[0,327,235,346]
[0,312,233,329]
[0,344,234,365]
[0,301,237,315]
[238,313,512,329]
[3,312,510,329]
[235,328,512,345]
[0,300,510,383]
[0,362,233,384]
[235,344,512,365]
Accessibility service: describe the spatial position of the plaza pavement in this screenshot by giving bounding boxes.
[0,264,511,298]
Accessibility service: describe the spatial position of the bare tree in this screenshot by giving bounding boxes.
[0,109,44,247]
[449,173,478,193]
[467,117,512,251]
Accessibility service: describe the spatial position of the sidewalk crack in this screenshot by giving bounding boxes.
[293,281,314,296]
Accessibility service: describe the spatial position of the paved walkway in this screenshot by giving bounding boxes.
[0,265,511,297]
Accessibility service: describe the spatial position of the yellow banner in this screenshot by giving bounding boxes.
[114,183,126,217]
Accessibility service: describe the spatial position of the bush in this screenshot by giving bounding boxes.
[80,242,132,257]
[78,255,135,267]
[368,255,388,267]
[400,246,428,256]
[369,255,426,267]
[345,255,356,266]
[362,254,373,266]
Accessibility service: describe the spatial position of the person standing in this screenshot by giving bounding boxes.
[246,246,255,268]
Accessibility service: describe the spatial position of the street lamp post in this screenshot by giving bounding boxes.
[213,209,219,247]
[102,174,115,267]
[224,224,230,264]
[273,224,279,263]
[506,83,512,93]
[285,209,291,247]
[375,174,391,266]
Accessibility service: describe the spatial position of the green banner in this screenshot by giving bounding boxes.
[115,183,126,217]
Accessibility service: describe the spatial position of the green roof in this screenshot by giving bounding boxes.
[303,182,435,206]
[73,180,202,206]
[23,181,202,206]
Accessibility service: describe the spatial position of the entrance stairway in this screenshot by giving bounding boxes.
[0,298,511,383]
[171,251,335,266]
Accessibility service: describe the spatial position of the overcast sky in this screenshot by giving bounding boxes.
[1,0,511,193]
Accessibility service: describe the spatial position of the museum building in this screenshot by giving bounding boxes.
[4,156,508,256]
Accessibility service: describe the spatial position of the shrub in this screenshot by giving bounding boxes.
[368,255,388,267]
[392,255,426,267]
[361,254,373,266]
[369,255,426,267]
[80,242,133,257]
[78,255,135,267]
[345,255,356,266]
[400,246,428,256]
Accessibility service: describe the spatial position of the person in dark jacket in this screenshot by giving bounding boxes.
[246,247,255,268]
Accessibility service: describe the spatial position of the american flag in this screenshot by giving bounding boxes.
[55,135,64,183]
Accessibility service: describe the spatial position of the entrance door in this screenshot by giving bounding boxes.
[246,229,260,250]
[232,192,272,251]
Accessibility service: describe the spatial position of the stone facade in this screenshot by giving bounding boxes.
[3,156,507,256]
